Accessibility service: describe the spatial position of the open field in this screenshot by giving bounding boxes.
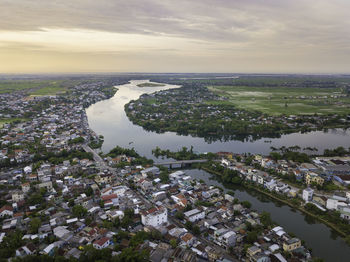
[0,118,28,128]
[0,80,68,95]
[29,85,67,95]
[208,86,350,115]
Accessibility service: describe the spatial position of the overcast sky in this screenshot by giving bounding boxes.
[0,0,349,73]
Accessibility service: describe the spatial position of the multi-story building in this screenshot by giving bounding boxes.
[283,238,301,251]
[302,187,314,202]
[141,206,168,227]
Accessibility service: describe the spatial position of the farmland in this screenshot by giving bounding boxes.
[0,80,67,95]
[208,85,350,115]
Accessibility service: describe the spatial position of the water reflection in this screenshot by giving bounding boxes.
[87,80,350,159]
[86,80,350,261]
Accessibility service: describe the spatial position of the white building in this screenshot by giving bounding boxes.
[221,159,230,166]
[12,191,24,203]
[141,207,167,227]
[220,231,236,248]
[141,166,160,176]
[302,188,314,202]
[184,208,205,222]
[0,206,13,217]
[93,237,112,249]
[326,198,347,210]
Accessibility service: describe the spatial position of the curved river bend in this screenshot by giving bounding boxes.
[86,80,350,261]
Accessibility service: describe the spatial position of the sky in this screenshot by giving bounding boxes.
[0,0,349,74]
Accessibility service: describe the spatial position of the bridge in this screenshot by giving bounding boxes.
[155,159,208,168]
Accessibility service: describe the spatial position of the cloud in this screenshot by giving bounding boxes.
[0,0,349,73]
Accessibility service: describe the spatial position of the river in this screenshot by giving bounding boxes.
[86,80,350,261]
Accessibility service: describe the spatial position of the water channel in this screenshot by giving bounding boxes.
[86,80,350,261]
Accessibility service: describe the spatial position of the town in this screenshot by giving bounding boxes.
[0,78,325,262]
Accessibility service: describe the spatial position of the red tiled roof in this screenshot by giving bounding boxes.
[94,237,110,246]
[101,194,118,201]
[0,205,13,213]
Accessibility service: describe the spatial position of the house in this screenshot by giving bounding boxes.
[184,208,205,222]
[28,174,38,182]
[139,179,153,193]
[218,231,236,248]
[302,188,314,202]
[305,173,324,186]
[141,166,160,176]
[38,181,53,192]
[53,226,73,241]
[247,246,261,259]
[265,179,276,191]
[339,207,350,221]
[93,237,112,249]
[181,232,195,247]
[283,238,301,251]
[205,246,221,261]
[313,195,327,207]
[326,198,347,210]
[95,173,113,185]
[0,205,13,217]
[16,243,36,256]
[12,191,25,203]
[101,194,118,207]
[21,183,30,193]
[141,207,168,227]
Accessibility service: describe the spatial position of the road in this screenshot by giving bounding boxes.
[83,144,238,260]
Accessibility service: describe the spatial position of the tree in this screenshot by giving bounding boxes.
[241,201,252,209]
[68,199,75,207]
[185,221,193,231]
[227,190,235,196]
[175,211,184,220]
[192,225,201,235]
[72,205,87,218]
[29,217,42,234]
[260,212,273,227]
[170,239,177,249]
[246,231,258,244]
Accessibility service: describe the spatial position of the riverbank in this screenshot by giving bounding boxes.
[86,80,350,261]
[200,166,348,239]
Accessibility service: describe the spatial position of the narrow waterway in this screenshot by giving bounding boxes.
[86,80,350,261]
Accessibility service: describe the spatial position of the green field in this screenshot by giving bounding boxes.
[0,80,68,95]
[29,86,67,95]
[137,82,165,87]
[208,86,350,115]
[0,118,28,128]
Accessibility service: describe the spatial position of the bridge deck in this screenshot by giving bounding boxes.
[155,159,208,165]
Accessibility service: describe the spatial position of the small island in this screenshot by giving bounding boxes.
[137,82,165,87]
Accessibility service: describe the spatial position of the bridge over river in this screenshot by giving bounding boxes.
[155,159,208,168]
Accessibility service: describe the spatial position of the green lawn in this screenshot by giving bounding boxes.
[208,86,350,115]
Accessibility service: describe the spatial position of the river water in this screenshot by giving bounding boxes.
[86,80,350,261]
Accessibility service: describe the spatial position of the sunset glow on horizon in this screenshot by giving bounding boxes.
[0,0,349,74]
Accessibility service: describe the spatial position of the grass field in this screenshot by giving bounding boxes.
[29,86,67,95]
[0,118,28,128]
[208,86,350,115]
[0,80,68,95]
